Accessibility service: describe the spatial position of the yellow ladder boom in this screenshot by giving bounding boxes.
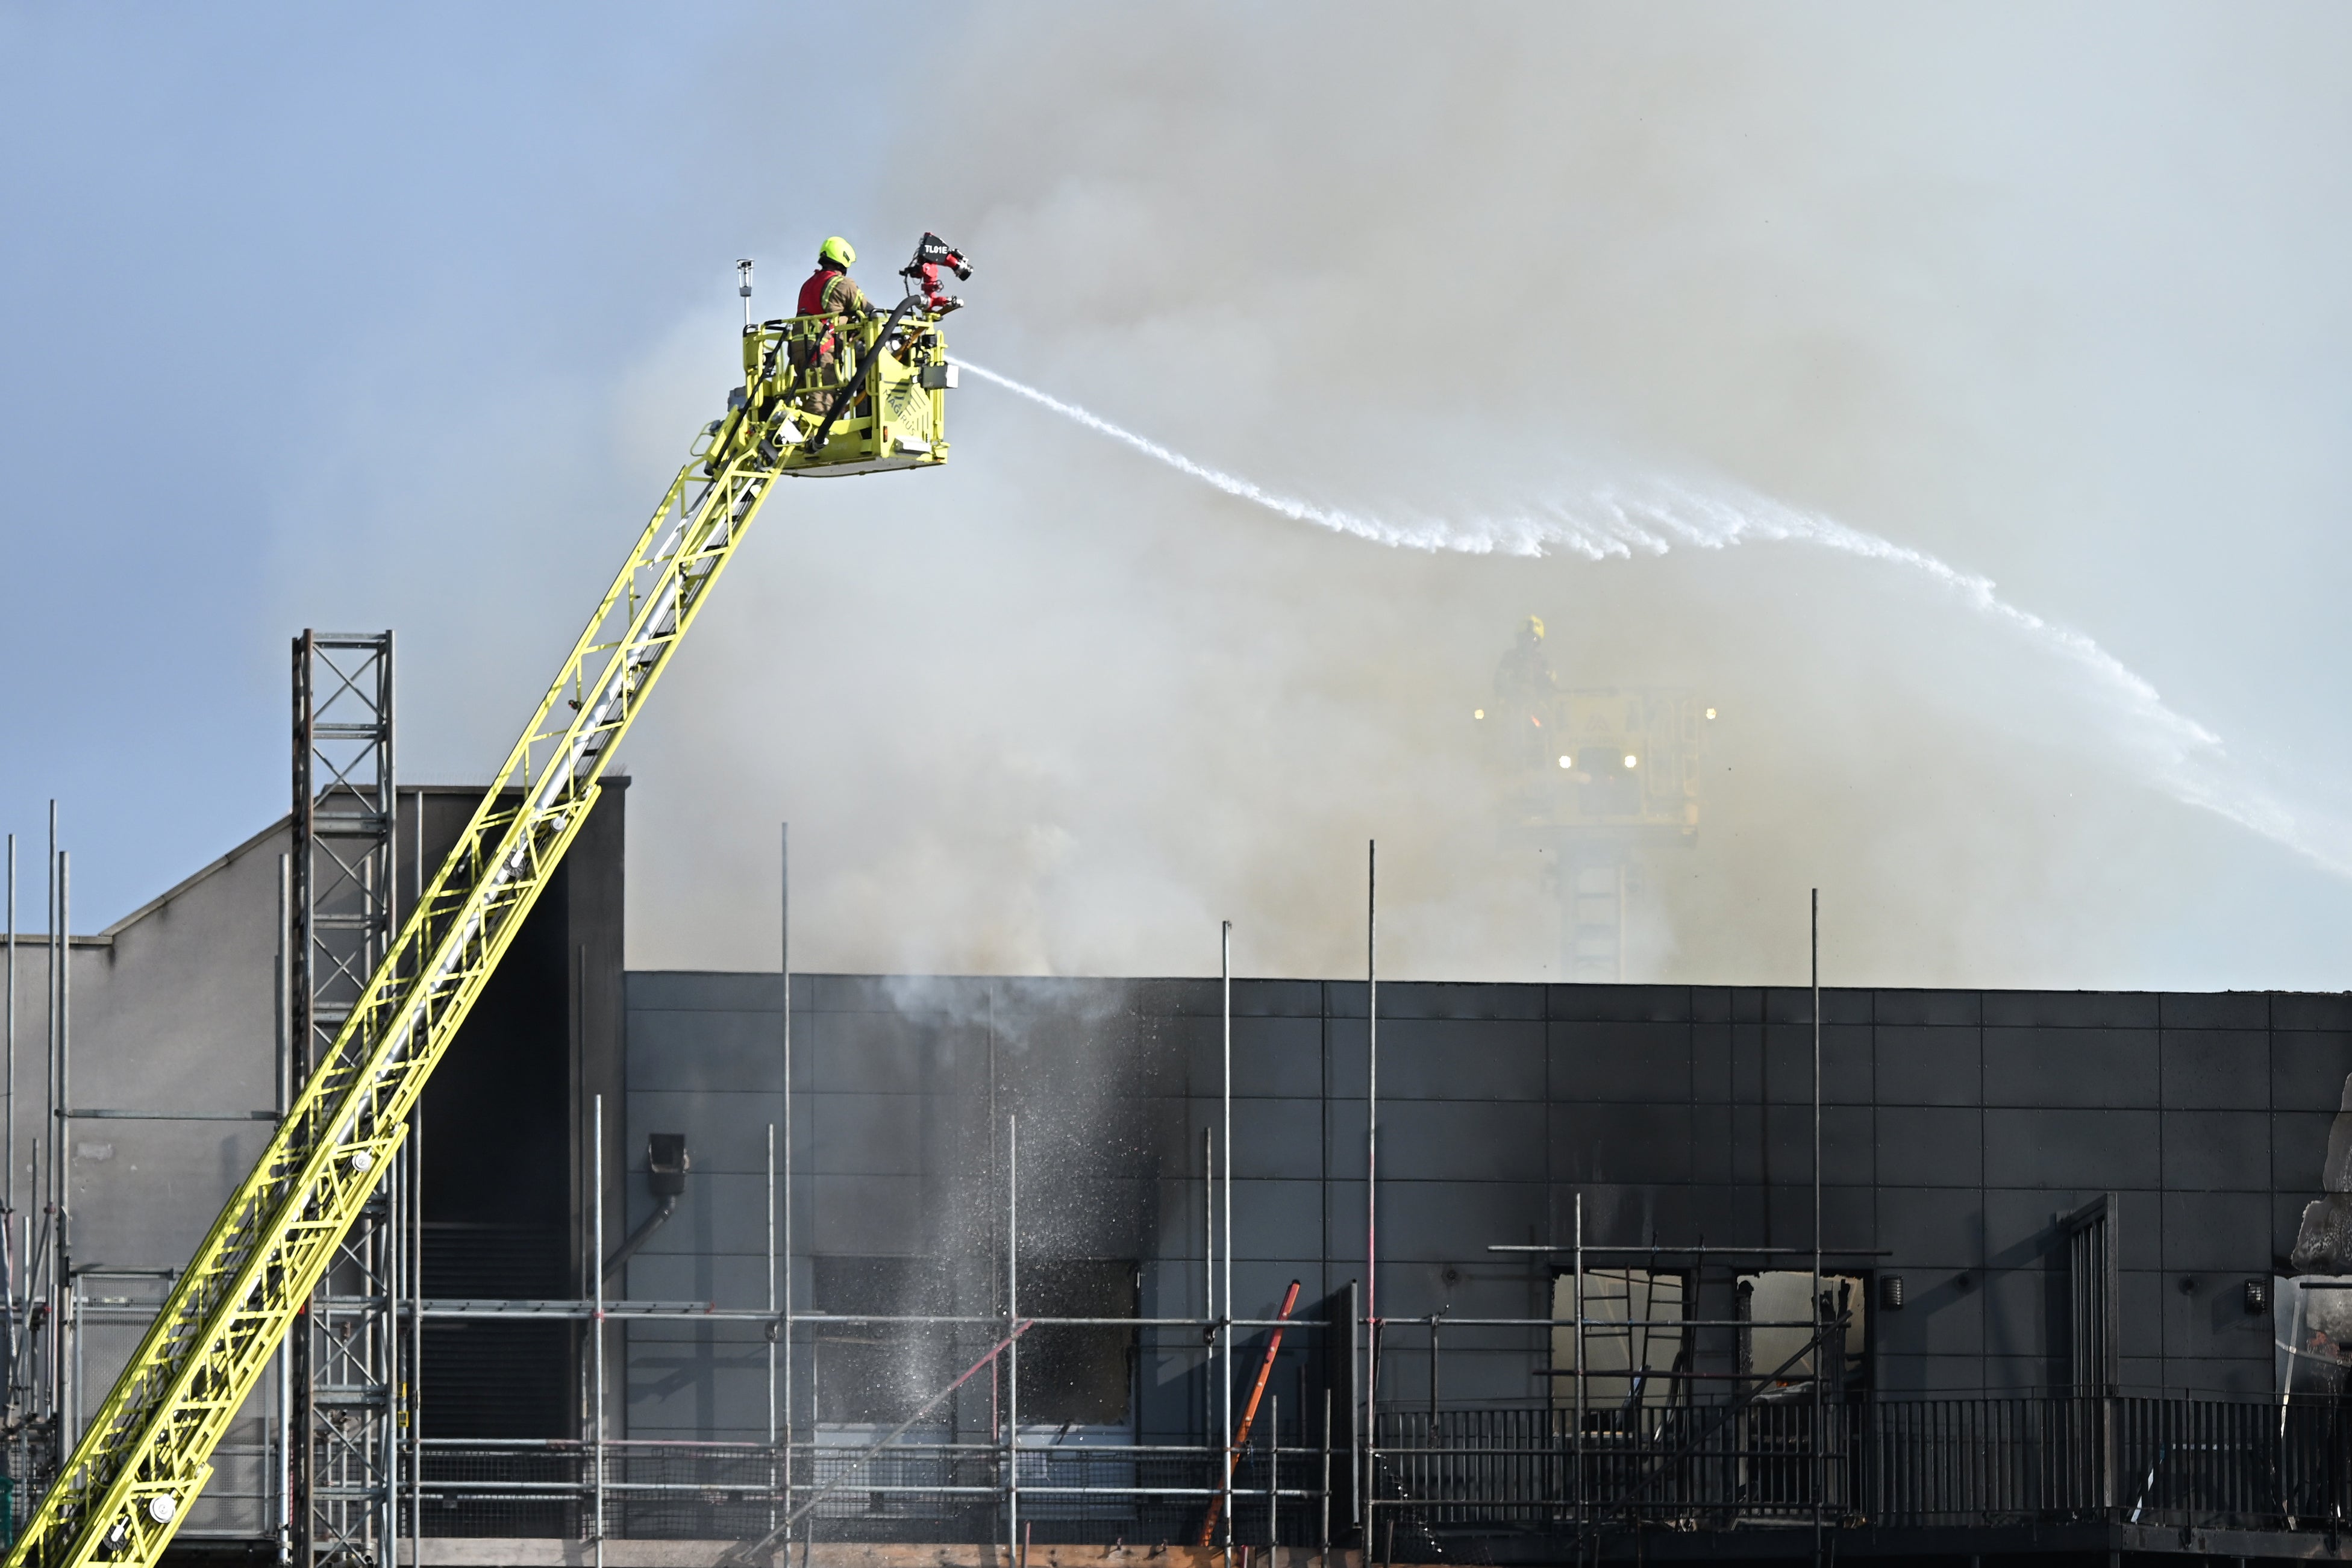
[9,279,956,1568]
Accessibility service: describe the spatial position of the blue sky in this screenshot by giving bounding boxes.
[0,4,871,922]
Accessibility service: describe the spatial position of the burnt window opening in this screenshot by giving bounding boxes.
[1737,1271,1867,1401]
[1551,1269,1687,1417]
[1018,1258,1138,1428]
[812,1255,954,1425]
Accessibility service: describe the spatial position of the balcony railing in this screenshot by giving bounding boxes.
[392,1396,2352,1550]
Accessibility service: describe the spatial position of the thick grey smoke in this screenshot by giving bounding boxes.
[584,5,2352,987]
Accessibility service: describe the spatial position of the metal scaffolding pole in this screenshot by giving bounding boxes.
[5,833,13,1254]
[56,846,70,1457]
[1221,919,1233,1566]
[44,802,58,1445]
[274,852,293,1567]
[593,1094,607,1566]
[1810,888,1824,1568]
[1005,1114,1019,1568]
[790,827,799,1542]
[1361,842,1377,1553]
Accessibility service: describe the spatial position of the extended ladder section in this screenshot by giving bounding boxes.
[7,270,959,1568]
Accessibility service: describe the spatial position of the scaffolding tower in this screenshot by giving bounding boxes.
[290,632,405,1568]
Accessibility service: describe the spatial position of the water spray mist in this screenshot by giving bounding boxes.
[959,360,2352,882]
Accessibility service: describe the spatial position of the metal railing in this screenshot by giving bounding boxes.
[393,1394,2352,1550]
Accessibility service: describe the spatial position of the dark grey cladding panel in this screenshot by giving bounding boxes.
[1982,1189,2085,1264]
[1983,1028,2158,1108]
[1763,1023,1873,1104]
[1550,1103,1694,1185]
[1143,977,1320,1018]
[1232,1098,1323,1179]
[630,1089,790,1176]
[1983,1108,2161,1188]
[628,970,784,1013]
[1759,987,1870,1026]
[798,1008,988,1095]
[1762,1184,1875,1254]
[989,975,1143,1018]
[1559,1182,1706,1251]
[809,973,986,1013]
[1014,1177,1158,1260]
[2274,1192,2314,1263]
[1983,991,2159,1028]
[629,1007,786,1092]
[2272,1033,2352,1114]
[1321,1097,1368,1178]
[1324,1019,1369,1098]
[2274,994,2352,1031]
[1874,1354,1995,1395]
[1765,1105,1876,1187]
[1689,987,1739,1023]
[1872,1277,1982,1357]
[1981,1266,2052,1360]
[1547,984,1690,1023]
[2165,1357,2269,1397]
[622,1171,771,1256]
[1372,1179,1550,1262]
[2159,1031,2268,1110]
[1227,1015,1324,1098]
[1875,1108,1981,1188]
[2159,1110,2270,1192]
[2159,1190,2275,1273]
[1690,1104,1737,1184]
[804,1093,983,1178]
[622,1251,771,1316]
[1981,1355,2056,1395]
[1229,1178,1322,1261]
[1878,1187,1983,1267]
[625,1175,771,1260]
[2118,1270,2165,1359]
[1875,1027,1983,1108]
[2161,1278,2271,1364]
[1375,1100,1547,1181]
[1377,1018,1545,1101]
[2274,1111,2333,1194]
[1321,1179,1366,1260]
[1984,1189,2164,1275]
[803,1173,931,1254]
[1228,1258,1325,1321]
[1548,1021,1690,1102]
[1378,982,1545,1021]
[2158,992,2269,1029]
[1875,990,1983,1027]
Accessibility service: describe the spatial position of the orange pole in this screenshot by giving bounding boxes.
[1199,1279,1303,1547]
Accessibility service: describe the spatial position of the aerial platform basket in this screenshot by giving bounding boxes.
[698,233,970,479]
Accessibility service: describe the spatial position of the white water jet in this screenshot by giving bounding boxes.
[960,359,2352,882]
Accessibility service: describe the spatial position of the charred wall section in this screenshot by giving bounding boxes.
[413,781,627,1440]
[621,975,2352,1443]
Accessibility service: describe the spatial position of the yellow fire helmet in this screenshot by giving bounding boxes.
[818,236,856,267]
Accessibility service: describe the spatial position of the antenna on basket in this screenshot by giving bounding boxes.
[737,258,755,328]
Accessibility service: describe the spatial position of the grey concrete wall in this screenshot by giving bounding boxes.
[622,975,2352,1445]
[10,779,630,1532]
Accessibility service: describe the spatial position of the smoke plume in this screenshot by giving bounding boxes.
[341,4,2352,989]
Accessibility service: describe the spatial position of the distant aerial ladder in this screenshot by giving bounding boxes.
[6,234,970,1568]
[1483,680,1713,982]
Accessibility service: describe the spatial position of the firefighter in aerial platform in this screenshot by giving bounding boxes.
[792,236,872,413]
[1495,615,1560,758]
